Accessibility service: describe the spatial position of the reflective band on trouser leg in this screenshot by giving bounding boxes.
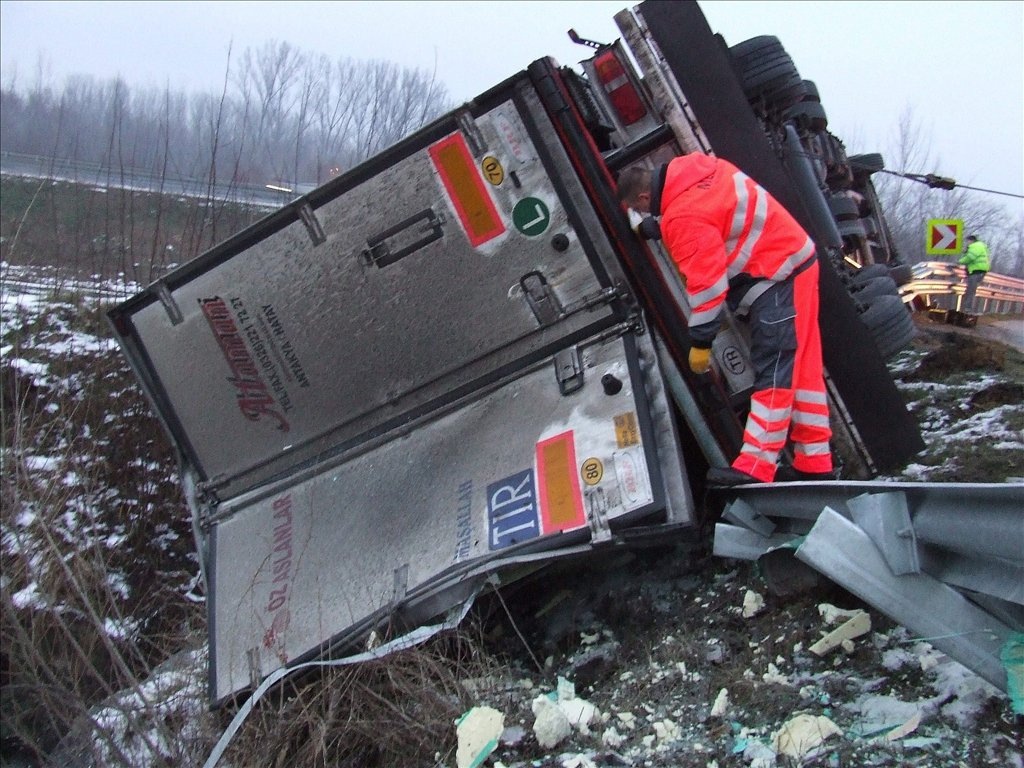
[733,389,794,482]
[788,261,833,473]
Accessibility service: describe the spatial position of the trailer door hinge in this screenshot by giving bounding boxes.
[521,271,564,325]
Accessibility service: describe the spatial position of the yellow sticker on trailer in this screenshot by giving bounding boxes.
[614,412,640,448]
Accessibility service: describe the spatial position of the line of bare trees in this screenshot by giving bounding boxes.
[874,106,1024,277]
[0,40,454,190]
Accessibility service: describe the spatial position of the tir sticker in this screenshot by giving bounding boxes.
[613,412,640,448]
[429,133,505,247]
[481,156,504,186]
[487,469,539,550]
[536,432,585,532]
[580,457,604,486]
[512,197,551,237]
[613,447,653,508]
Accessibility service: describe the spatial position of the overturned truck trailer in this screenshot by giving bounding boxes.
[108,0,1019,705]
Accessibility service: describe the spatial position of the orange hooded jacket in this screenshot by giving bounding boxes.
[652,154,816,346]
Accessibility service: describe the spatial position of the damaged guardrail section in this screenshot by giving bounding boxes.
[713,481,1024,706]
[902,262,1024,314]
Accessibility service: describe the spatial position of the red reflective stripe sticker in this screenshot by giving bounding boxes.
[536,431,585,532]
[429,133,505,247]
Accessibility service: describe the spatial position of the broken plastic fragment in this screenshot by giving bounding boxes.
[884,710,922,742]
[1002,632,1024,714]
[455,706,505,768]
[818,603,866,625]
[772,713,842,760]
[810,611,871,656]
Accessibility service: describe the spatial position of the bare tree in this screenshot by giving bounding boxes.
[875,105,1019,274]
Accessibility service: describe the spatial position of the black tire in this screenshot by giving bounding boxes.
[849,153,885,174]
[850,275,899,303]
[801,79,820,103]
[785,101,827,132]
[859,295,915,359]
[828,195,859,220]
[838,218,867,238]
[849,264,892,284]
[729,36,805,110]
[888,262,914,286]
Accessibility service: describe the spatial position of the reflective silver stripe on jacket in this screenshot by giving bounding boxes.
[728,176,769,275]
[689,303,724,327]
[769,236,816,281]
[687,274,729,308]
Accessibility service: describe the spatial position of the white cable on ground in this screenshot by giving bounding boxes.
[202,587,480,768]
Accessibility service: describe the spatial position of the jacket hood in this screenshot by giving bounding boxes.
[653,154,718,216]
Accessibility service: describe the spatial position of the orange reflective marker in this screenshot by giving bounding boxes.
[429,133,505,247]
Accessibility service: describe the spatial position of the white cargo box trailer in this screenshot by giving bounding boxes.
[109,0,937,705]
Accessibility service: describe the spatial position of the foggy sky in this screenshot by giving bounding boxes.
[2,0,1022,213]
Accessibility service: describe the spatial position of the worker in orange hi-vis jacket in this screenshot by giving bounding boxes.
[617,154,835,486]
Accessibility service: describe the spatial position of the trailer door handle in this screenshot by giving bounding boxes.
[362,208,444,268]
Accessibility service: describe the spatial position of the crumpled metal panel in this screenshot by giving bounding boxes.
[796,508,1014,692]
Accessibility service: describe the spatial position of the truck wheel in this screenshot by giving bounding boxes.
[729,36,805,111]
[785,101,827,132]
[837,218,867,238]
[849,264,891,284]
[859,295,915,359]
[800,79,820,103]
[850,153,885,174]
[850,275,899,303]
[888,262,914,286]
[828,195,859,221]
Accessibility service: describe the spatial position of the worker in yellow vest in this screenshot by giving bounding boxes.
[958,235,990,314]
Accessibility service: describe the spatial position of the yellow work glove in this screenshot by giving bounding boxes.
[688,346,712,375]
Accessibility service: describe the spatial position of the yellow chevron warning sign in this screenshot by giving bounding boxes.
[926,218,963,255]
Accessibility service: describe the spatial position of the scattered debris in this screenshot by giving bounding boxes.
[771,713,843,761]
[810,610,872,656]
[455,706,505,768]
[709,688,729,718]
[742,589,765,618]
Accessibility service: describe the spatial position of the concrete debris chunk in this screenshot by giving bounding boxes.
[455,706,505,768]
[810,611,871,656]
[817,602,867,625]
[771,713,843,760]
[742,589,765,618]
[710,688,729,717]
[532,695,571,749]
[653,718,682,744]
[601,726,625,748]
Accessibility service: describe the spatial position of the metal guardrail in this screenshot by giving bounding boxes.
[902,261,1024,314]
[0,151,288,209]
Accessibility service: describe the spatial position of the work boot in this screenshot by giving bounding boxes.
[706,467,762,487]
[775,465,839,482]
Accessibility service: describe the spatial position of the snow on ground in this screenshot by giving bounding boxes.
[2,266,1021,767]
